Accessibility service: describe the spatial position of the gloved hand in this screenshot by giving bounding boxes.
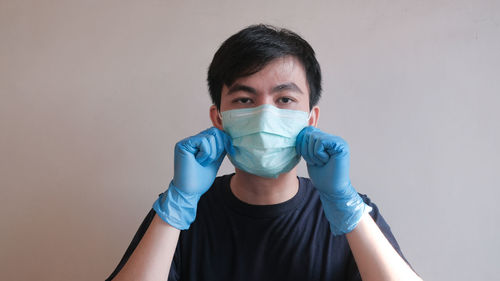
[153,127,234,230]
[296,126,370,235]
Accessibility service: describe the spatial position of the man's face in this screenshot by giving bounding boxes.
[210,56,319,129]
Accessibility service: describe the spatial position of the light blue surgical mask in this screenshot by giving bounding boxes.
[220,104,310,178]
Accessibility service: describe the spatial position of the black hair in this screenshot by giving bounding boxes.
[207,24,322,110]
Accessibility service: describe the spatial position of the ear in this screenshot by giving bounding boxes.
[209,105,224,130]
[308,106,320,127]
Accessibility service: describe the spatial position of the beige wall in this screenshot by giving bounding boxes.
[1,1,499,280]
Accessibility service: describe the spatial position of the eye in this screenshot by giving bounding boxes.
[277,97,294,104]
[233,97,253,104]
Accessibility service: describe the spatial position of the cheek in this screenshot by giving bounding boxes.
[295,96,310,111]
[219,97,231,112]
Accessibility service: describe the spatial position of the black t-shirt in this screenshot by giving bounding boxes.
[107,174,409,281]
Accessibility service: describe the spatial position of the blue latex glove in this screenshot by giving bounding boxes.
[296,126,369,235]
[153,127,234,230]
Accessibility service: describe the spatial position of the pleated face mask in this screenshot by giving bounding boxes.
[220,104,310,178]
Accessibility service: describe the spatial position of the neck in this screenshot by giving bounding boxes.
[230,168,299,205]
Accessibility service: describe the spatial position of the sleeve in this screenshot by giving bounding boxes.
[344,193,415,281]
[105,208,181,281]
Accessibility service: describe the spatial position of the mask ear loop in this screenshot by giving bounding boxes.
[307,110,313,125]
[217,110,225,129]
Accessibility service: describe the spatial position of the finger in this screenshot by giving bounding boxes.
[196,128,222,165]
[177,138,197,156]
[204,127,234,157]
[295,126,308,156]
[295,131,303,156]
[324,136,350,158]
[307,132,324,166]
[198,130,219,165]
[200,134,217,166]
[313,135,330,164]
[300,129,319,166]
[221,131,235,157]
[203,127,224,154]
[194,136,211,164]
[212,127,233,157]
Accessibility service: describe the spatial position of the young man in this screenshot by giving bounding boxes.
[107,24,421,281]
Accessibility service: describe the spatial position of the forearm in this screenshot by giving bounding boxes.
[114,214,180,281]
[346,213,422,281]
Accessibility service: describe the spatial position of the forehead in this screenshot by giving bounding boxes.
[225,56,309,93]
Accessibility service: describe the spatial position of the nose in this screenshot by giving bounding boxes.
[253,94,275,107]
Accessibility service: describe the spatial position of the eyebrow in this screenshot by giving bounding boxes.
[226,82,304,95]
[227,84,257,95]
[271,82,304,94]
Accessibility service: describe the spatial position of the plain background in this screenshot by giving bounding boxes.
[1,0,499,280]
